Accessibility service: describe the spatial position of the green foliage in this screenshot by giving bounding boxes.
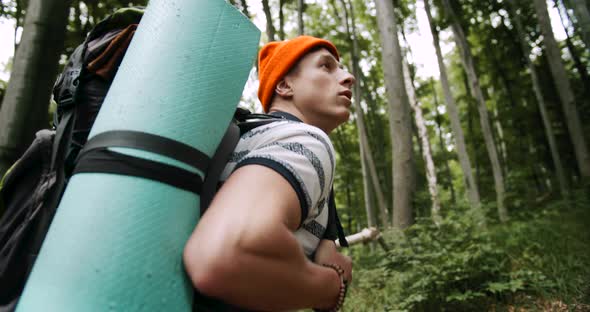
[344,190,590,311]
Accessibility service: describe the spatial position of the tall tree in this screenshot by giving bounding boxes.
[402,59,441,223]
[279,0,286,40]
[431,80,456,204]
[374,0,415,229]
[0,0,72,176]
[441,0,508,222]
[555,0,590,98]
[261,0,276,41]
[340,0,390,227]
[240,0,251,19]
[13,0,24,53]
[424,0,482,220]
[533,0,590,178]
[566,0,590,48]
[360,141,378,228]
[507,0,568,196]
[298,0,305,35]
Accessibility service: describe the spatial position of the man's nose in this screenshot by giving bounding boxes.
[340,69,356,88]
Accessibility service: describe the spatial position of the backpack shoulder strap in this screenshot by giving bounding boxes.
[200,109,283,215]
[328,189,348,247]
[200,122,240,214]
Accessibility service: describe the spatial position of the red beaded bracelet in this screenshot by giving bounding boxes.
[314,263,348,312]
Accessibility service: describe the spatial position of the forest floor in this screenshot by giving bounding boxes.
[492,188,590,311]
[342,187,590,312]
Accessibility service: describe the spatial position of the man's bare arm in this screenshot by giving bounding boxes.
[183,165,341,311]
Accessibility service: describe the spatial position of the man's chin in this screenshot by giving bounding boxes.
[336,110,351,125]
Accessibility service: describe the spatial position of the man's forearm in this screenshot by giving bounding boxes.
[184,221,340,311]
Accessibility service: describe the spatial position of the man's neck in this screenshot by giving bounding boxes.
[268,101,333,134]
[269,111,303,122]
[268,103,307,124]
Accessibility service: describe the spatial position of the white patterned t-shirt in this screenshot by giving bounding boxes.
[219,113,336,257]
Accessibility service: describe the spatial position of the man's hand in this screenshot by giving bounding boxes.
[313,239,352,283]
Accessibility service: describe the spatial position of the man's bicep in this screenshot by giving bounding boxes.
[209,164,302,231]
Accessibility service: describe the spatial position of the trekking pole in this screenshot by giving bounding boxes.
[336,227,389,251]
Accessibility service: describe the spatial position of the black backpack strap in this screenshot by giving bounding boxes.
[200,123,240,214]
[328,189,348,247]
[78,130,210,171]
[73,130,211,195]
[200,111,283,214]
[51,110,74,169]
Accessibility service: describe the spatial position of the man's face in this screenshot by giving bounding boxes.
[284,48,355,131]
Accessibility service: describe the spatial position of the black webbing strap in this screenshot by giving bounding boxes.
[73,130,211,195]
[78,130,210,172]
[74,148,203,194]
[200,123,240,214]
[329,189,349,247]
[51,110,74,170]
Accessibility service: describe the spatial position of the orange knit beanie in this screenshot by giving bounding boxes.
[257,36,340,112]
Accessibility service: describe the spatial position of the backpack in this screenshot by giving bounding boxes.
[0,7,145,309]
[0,7,348,310]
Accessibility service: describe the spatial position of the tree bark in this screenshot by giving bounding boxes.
[402,59,441,224]
[534,0,590,179]
[279,0,286,40]
[441,0,508,222]
[14,0,23,54]
[340,0,390,228]
[556,0,590,97]
[360,144,378,228]
[567,0,590,48]
[508,0,568,196]
[261,0,276,41]
[375,0,415,229]
[0,0,72,176]
[424,0,482,221]
[297,0,305,35]
[239,0,251,19]
[432,82,457,204]
[491,104,508,178]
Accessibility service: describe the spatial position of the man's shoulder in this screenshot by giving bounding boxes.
[241,119,332,147]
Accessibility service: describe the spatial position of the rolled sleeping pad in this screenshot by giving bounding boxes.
[16,0,260,310]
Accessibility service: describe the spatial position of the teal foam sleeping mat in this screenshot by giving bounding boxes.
[16,0,260,310]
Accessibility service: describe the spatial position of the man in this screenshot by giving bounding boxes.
[183,36,355,311]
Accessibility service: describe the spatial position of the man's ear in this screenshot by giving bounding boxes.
[275,78,294,98]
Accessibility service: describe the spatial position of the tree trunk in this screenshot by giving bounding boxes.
[556,0,590,97]
[297,0,305,35]
[432,82,457,204]
[402,59,441,224]
[424,0,482,221]
[360,143,378,228]
[0,0,72,177]
[261,0,276,41]
[462,70,481,190]
[491,104,508,177]
[239,0,251,19]
[340,0,390,227]
[508,0,568,196]
[375,0,415,229]
[534,0,590,179]
[441,0,508,222]
[568,0,590,48]
[279,0,286,40]
[345,176,353,234]
[14,0,23,54]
